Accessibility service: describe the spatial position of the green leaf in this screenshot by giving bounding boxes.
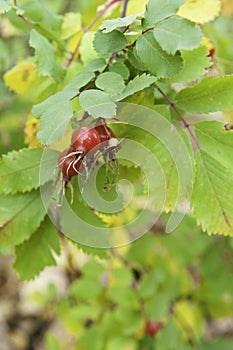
[144,0,185,27]
[69,278,102,300]
[100,14,139,33]
[80,32,98,65]
[95,72,125,95]
[136,32,183,78]
[29,29,66,82]
[154,17,202,55]
[85,58,106,72]
[195,121,233,172]
[109,62,130,79]
[173,46,211,83]
[146,292,170,320]
[13,217,60,280]
[191,151,233,236]
[61,12,82,39]
[77,243,109,259]
[176,75,233,113]
[32,70,95,144]
[0,0,11,14]
[0,148,54,194]
[116,73,157,100]
[0,191,46,246]
[79,89,117,118]
[93,30,127,58]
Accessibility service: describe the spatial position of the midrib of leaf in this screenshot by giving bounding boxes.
[176,85,231,104]
[195,126,233,149]
[144,34,166,61]
[0,156,57,180]
[198,152,232,230]
[0,193,43,231]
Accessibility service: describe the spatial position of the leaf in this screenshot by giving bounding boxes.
[32,70,95,144]
[29,29,66,82]
[178,0,221,24]
[176,75,233,113]
[0,191,46,246]
[93,30,127,58]
[116,74,157,100]
[143,0,185,27]
[85,58,106,72]
[0,148,55,194]
[136,32,183,78]
[191,151,233,236]
[13,217,60,280]
[0,0,11,14]
[80,32,98,65]
[153,17,203,55]
[95,72,125,95]
[79,90,117,118]
[3,61,37,95]
[100,14,139,33]
[173,46,211,83]
[195,121,233,172]
[61,12,82,39]
[77,243,109,260]
[109,62,130,79]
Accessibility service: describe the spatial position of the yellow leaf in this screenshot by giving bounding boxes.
[61,12,82,40]
[222,0,233,16]
[223,110,233,123]
[24,115,43,148]
[178,0,221,24]
[127,0,148,15]
[4,61,36,94]
[175,301,204,337]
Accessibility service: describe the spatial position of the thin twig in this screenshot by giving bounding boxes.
[66,0,123,68]
[13,0,33,29]
[70,51,118,101]
[156,86,200,150]
[121,0,129,17]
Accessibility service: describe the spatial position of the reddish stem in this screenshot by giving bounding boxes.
[66,0,123,68]
[156,86,200,150]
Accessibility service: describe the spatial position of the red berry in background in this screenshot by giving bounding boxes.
[145,321,164,336]
[207,47,215,58]
[58,148,81,179]
[94,125,116,143]
[71,126,100,153]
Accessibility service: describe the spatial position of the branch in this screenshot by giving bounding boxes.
[13,0,33,30]
[66,0,123,68]
[156,86,200,150]
[70,51,118,101]
[121,0,129,17]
